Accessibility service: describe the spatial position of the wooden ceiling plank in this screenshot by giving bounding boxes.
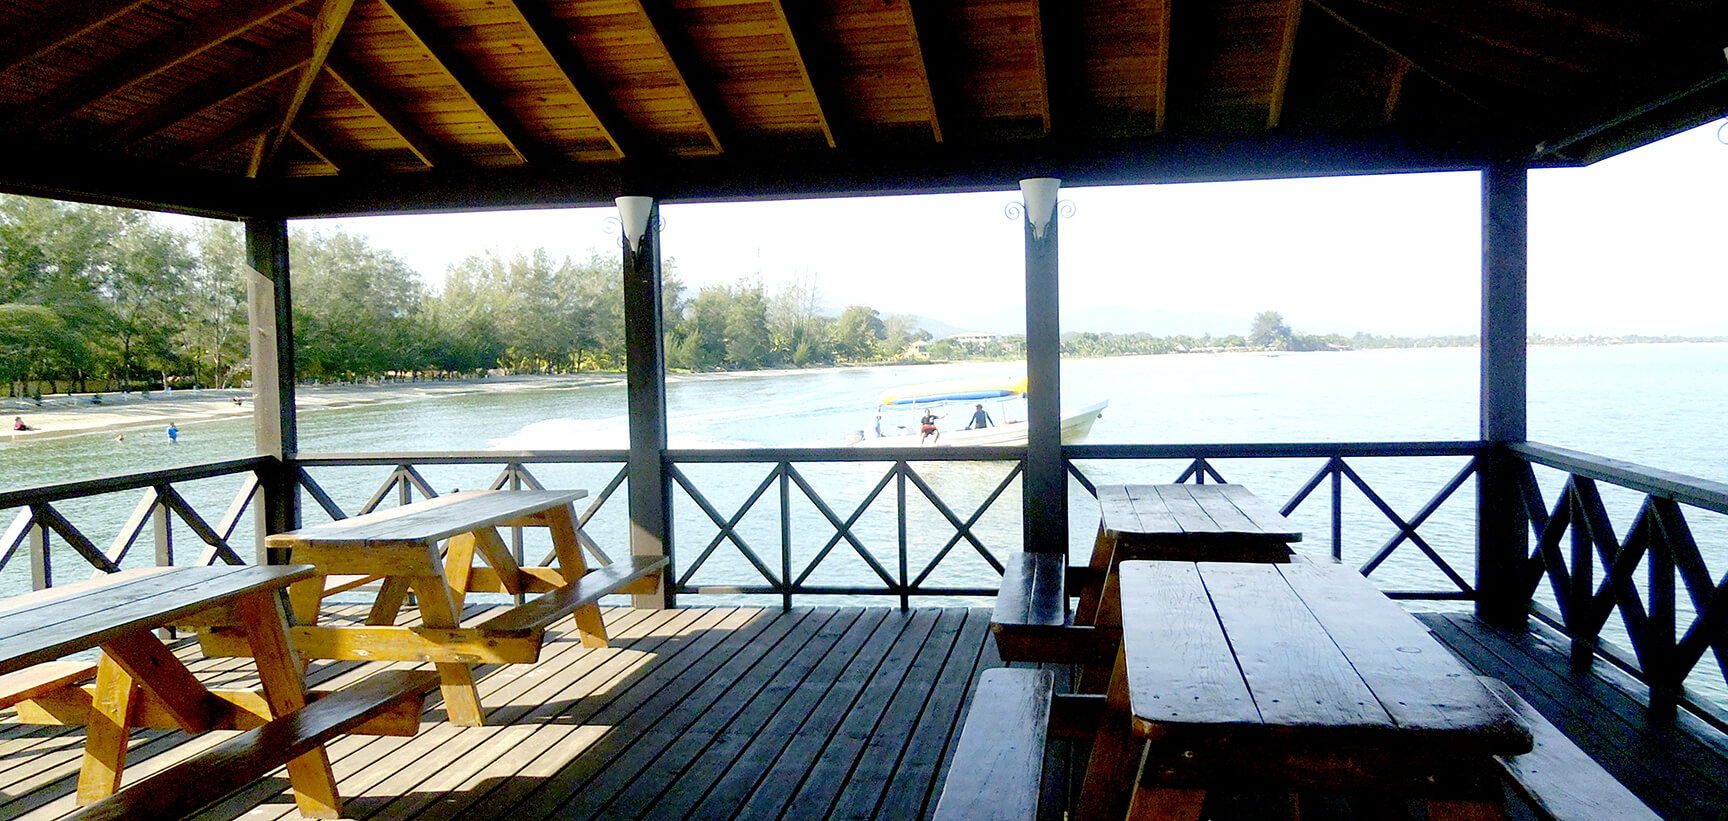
[261,0,358,167]
[1267,0,1303,128]
[897,0,942,143]
[99,40,314,149]
[1384,60,1408,123]
[764,0,834,148]
[1153,0,1170,132]
[171,109,281,167]
[375,0,537,164]
[1351,0,1606,72]
[0,0,152,76]
[507,0,628,158]
[3,0,310,131]
[323,56,446,167]
[637,0,735,151]
[1307,0,1489,111]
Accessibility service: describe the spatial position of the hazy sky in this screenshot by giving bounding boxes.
[298,121,1728,337]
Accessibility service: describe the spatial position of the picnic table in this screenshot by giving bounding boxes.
[208,489,666,727]
[1077,560,1533,819]
[1075,484,1300,625]
[0,565,435,819]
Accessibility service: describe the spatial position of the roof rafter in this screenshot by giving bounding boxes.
[97,40,313,149]
[323,55,449,168]
[509,0,630,158]
[169,109,280,168]
[776,2,849,147]
[289,124,343,173]
[623,0,719,152]
[638,0,741,149]
[1,0,309,132]
[375,0,540,164]
[906,0,960,142]
[764,0,834,148]
[0,0,152,76]
[260,0,357,168]
[1308,0,1490,111]
[1267,0,1303,127]
[1037,0,1084,136]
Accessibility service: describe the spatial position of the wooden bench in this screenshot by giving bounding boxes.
[931,668,1054,821]
[1479,677,1662,821]
[65,669,439,821]
[989,552,1116,665]
[0,660,98,710]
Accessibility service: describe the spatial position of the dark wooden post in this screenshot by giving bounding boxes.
[621,198,672,609]
[245,216,300,564]
[1477,157,1530,626]
[1022,180,1066,555]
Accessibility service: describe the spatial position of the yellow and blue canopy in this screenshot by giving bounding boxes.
[877,376,1028,407]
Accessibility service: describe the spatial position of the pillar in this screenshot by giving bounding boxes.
[620,198,672,608]
[245,216,299,562]
[1477,158,1530,625]
[1021,179,1066,554]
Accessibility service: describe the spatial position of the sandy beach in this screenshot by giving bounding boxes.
[4,375,624,442]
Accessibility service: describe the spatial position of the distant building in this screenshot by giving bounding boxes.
[944,332,999,350]
[904,340,931,360]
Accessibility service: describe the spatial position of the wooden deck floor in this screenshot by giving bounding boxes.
[0,605,1005,821]
[1420,611,1728,821]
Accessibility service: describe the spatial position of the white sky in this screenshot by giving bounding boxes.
[295,121,1728,337]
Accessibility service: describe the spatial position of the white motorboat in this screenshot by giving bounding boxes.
[846,376,1107,447]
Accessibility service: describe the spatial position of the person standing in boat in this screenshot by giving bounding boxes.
[919,409,944,444]
[964,403,993,430]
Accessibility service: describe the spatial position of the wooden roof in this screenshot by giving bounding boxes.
[0,0,1724,219]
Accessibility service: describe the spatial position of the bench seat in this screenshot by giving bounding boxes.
[0,660,98,710]
[1480,677,1661,821]
[66,669,439,821]
[932,668,1054,821]
[476,555,668,638]
[990,552,1117,665]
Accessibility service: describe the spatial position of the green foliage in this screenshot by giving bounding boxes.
[1249,310,1294,349]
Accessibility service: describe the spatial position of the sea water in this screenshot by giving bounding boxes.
[4,344,1725,700]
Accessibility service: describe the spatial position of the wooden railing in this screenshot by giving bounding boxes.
[1510,442,1728,717]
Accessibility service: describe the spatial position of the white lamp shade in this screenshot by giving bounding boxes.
[1019,177,1061,240]
[616,196,654,252]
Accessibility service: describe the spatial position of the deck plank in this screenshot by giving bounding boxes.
[1419,611,1728,820]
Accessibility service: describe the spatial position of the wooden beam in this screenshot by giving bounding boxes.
[289,126,342,173]
[765,0,834,148]
[172,110,281,168]
[1267,0,1303,128]
[906,0,960,141]
[1384,60,1409,123]
[1153,0,1170,132]
[624,0,720,152]
[261,0,357,168]
[376,0,540,164]
[262,129,1494,218]
[774,1,846,146]
[1,0,309,131]
[0,135,256,219]
[508,0,629,158]
[1036,0,1084,136]
[98,40,313,149]
[638,0,739,150]
[322,56,447,167]
[1308,0,1490,111]
[0,0,151,76]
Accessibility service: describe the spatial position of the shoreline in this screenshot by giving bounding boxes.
[4,375,624,442]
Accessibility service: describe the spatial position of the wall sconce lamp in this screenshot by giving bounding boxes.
[1019,178,1061,240]
[616,196,654,253]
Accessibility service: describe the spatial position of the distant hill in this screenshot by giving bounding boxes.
[957,306,1257,337]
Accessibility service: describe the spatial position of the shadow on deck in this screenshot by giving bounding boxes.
[1,605,1004,821]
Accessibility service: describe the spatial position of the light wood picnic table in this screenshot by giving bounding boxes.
[1078,560,1532,820]
[0,565,345,816]
[241,489,665,727]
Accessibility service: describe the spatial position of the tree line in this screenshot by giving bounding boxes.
[0,196,937,397]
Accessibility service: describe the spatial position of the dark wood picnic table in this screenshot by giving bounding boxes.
[1078,560,1533,820]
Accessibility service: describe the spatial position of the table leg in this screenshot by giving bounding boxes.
[1074,527,1117,626]
[1076,645,1142,821]
[368,577,411,625]
[75,652,140,805]
[410,575,485,726]
[1078,569,1123,694]
[546,503,608,648]
[235,590,342,819]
